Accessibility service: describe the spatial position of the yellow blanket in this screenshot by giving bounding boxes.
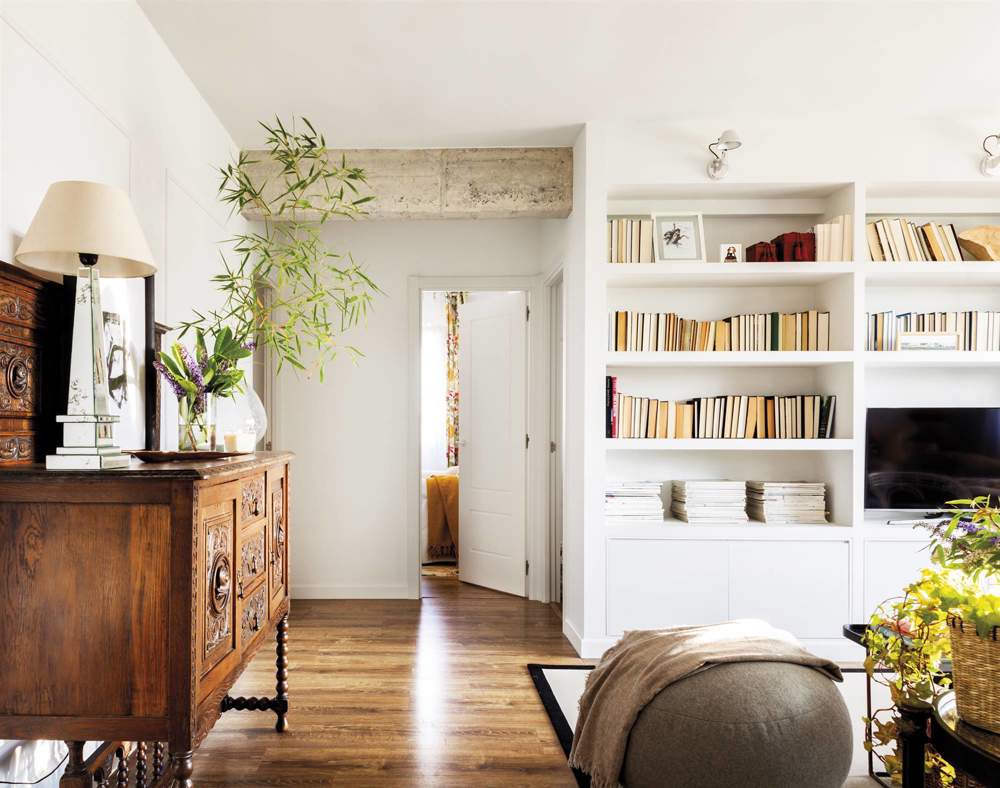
[426,474,459,559]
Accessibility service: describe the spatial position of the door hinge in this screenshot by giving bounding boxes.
[525,433,530,449]
[526,304,531,321]
[525,560,530,576]
[549,440,557,453]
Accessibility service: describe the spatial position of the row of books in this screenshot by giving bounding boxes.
[605,379,837,440]
[607,217,653,263]
[866,310,1000,352]
[814,214,854,261]
[605,481,664,522]
[608,310,832,352]
[866,219,964,262]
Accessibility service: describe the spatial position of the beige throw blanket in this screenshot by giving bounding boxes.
[426,474,459,559]
[568,619,843,788]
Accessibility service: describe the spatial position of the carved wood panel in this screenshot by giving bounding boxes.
[240,476,265,522]
[238,521,266,597]
[239,582,267,646]
[0,435,33,462]
[204,512,234,663]
[0,340,36,414]
[271,484,286,592]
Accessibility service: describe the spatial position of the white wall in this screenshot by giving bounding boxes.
[277,218,548,599]
[0,0,243,449]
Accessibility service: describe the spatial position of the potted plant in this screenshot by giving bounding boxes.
[154,327,253,450]
[922,498,1000,734]
[865,571,955,784]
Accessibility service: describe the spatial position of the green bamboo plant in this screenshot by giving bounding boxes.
[179,116,381,380]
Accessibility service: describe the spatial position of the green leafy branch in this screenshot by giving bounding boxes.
[178,116,381,380]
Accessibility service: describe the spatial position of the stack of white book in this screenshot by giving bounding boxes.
[605,481,665,522]
[746,481,828,524]
[670,480,748,524]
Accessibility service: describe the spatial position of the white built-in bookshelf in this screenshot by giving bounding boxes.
[597,180,1000,660]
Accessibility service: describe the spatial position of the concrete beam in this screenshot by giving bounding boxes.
[238,147,573,221]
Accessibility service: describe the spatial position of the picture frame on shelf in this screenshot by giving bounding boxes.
[896,331,961,351]
[720,243,743,263]
[652,212,705,263]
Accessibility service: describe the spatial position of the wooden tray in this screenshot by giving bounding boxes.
[129,450,252,463]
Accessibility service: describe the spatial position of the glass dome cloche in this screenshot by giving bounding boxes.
[218,387,268,453]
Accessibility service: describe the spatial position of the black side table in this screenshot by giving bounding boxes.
[899,692,1000,788]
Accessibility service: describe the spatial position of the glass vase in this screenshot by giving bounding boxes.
[178,395,217,451]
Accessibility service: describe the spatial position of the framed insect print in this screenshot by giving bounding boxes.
[652,212,705,263]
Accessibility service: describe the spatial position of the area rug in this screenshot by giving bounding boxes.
[527,664,593,787]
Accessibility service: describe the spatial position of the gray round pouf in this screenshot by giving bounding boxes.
[620,661,853,788]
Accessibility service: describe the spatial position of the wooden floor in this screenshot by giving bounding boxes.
[193,577,585,786]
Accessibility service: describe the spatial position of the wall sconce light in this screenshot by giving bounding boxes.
[981,133,1000,177]
[707,129,742,180]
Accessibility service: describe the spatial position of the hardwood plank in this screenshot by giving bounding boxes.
[192,578,585,786]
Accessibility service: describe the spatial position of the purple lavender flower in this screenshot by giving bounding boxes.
[153,359,186,399]
[177,344,204,391]
[959,521,982,535]
[242,340,256,352]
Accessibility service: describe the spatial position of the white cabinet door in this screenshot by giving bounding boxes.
[864,539,932,618]
[607,540,729,636]
[730,540,851,638]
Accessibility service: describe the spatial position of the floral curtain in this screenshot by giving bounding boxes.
[445,292,466,466]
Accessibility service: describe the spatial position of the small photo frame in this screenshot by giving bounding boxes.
[896,331,961,351]
[720,243,743,263]
[652,213,705,263]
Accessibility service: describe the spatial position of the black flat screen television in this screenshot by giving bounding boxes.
[865,407,1000,510]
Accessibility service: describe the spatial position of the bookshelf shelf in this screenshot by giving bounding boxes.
[605,438,854,452]
[607,351,854,368]
[606,262,854,288]
[863,262,1000,286]
[604,519,852,539]
[864,351,1000,368]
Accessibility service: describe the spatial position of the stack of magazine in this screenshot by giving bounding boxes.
[605,481,664,522]
[670,480,748,524]
[746,481,828,524]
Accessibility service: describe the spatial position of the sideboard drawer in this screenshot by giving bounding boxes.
[268,465,288,613]
[237,518,267,599]
[238,580,268,651]
[240,474,266,525]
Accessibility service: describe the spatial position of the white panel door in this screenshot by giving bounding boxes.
[730,540,851,638]
[458,292,527,596]
[607,539,729,635]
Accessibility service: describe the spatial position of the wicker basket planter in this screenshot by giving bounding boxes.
[947,614,1000,734]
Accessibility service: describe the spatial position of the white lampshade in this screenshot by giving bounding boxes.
[15,180,156,278]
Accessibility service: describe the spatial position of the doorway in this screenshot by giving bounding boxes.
[417,288,530,598]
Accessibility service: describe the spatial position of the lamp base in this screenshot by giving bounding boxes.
[46,453,130,470]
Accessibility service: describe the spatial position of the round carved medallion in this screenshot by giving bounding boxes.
[211,554,232,614]
[7,358,28,397]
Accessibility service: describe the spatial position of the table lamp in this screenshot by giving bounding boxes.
[15,181,156,469]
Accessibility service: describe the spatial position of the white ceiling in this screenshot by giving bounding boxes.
[138,0,1000,149]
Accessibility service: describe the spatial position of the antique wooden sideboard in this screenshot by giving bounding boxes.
[0,452,293,786]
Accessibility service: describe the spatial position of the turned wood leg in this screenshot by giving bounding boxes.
[59,741,89,787]
[275,612,289,732]
[169,750,193,788]
[136,741,148,787]
[115,746,128,788]
[153,742,165,780]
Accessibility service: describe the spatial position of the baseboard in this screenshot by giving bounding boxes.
[562,617,584,654]
[291,583,414,599]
